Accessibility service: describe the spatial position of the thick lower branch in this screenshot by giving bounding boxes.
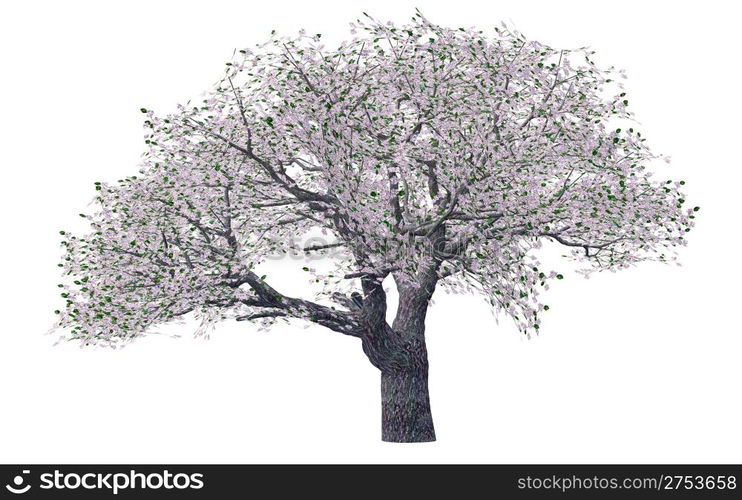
[232,271,362,337]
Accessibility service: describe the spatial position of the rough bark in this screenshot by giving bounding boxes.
[380,338,435,442]
[376,265,438,442]
[335,253,440,442]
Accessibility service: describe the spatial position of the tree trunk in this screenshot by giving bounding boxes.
[358,267,439,442]
[381,362,436,442]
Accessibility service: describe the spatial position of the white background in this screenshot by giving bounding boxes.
[1,0,740,464]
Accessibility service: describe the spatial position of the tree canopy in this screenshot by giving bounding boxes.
[54,12,696,346]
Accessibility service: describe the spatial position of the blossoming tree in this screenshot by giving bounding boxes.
[54,12,696,442]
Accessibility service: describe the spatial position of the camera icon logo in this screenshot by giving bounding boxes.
[5,470,31,494]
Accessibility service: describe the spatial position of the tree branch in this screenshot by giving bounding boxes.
[231,271,361,337]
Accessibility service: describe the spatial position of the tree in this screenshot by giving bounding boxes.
[53,12,696,442]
